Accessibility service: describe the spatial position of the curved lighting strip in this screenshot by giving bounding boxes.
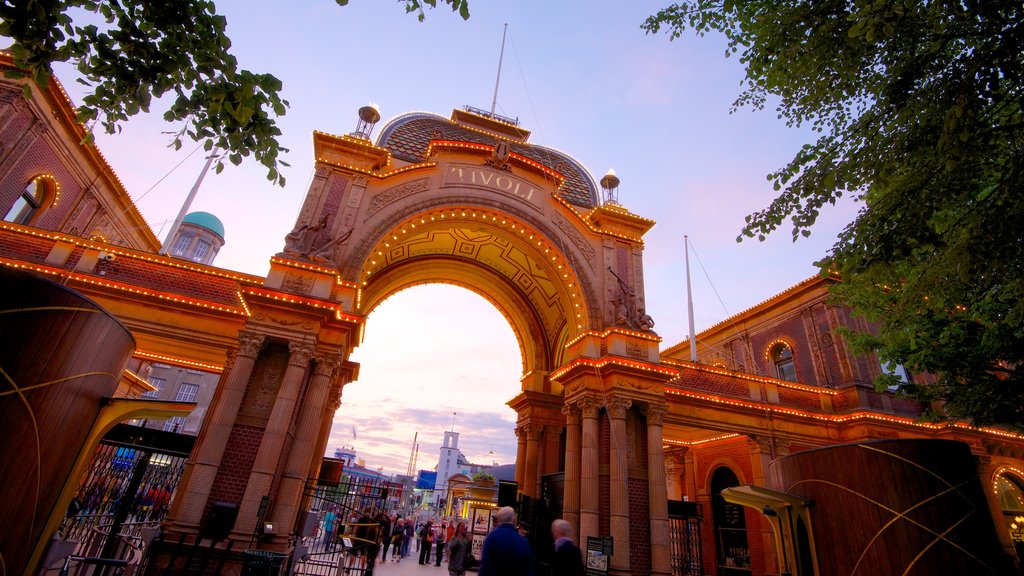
[424,140,566,186]
[359,206,587,331]
[31,174,62,207]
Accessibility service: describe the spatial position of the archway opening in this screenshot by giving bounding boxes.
[330,284,521,490]
[711,467,750,575]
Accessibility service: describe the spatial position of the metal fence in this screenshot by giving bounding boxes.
[668,501,704,576]
[290,476,391,576]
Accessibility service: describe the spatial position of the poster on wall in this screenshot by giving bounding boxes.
[471,533,486,558]
[471,507,491,534]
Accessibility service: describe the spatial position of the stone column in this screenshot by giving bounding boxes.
[522,424,544,498]
[578,396,601,546]
[235,341,315,535]
[645,404,671,576]
[309,383,344,481]
[664,447,688,501]
[171,331,265,528]
[607,396,632,573]
[272,353,341,533]
[514,426,527,489]
[544,425,562,475]
[562,404,581,532]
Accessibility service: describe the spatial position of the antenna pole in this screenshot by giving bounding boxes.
[490,23,508,116]
[159,148,217,255]
[685,236,698,362]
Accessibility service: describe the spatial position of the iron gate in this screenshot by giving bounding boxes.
[291,476,392,576]
[49,424,193,575]
[668,500,704,576]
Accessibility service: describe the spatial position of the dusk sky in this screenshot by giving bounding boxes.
[49,1,859,476]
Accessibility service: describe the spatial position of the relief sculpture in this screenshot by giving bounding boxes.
[282,213,352,265]
[607,266,655,332]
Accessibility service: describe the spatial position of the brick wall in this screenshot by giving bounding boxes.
[205,423,264,520]
[628,477,651,574]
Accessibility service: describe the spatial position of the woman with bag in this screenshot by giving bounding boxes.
[445,523,471,576]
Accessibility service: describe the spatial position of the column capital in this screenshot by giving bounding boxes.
[545,424,562,438]
[576,395,601,419]
[642,403,669,426]
[223,347,238,371]
[525,423,545,441]
[237,330,266,357]
[747,434,774,454]
[328,382,343,411]
[664,445,689,463]
[562,404,580,426]
[313,353,342,377]
[288,341,316,366]
[607,396,632,419]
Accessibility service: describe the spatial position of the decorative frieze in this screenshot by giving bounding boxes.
[366,178,430,216]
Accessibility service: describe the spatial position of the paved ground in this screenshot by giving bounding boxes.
[372,554,452,576]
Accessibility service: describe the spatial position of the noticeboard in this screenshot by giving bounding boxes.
[585,536,613,576]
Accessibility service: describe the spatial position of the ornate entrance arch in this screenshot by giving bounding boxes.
[166,108,675,575]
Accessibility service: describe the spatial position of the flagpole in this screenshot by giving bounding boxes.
[685,235,698,362]
[490,23,508,116]
[159,147,218,255]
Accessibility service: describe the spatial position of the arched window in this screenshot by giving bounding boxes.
[711,467,749,574]
[770,342,797,382]
[4,177,50,224]
[995,473,1024,560]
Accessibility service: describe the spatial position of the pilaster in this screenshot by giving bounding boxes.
[607,395,632,573]
[562,404,581,532]
[235,341,314,536]
[169,330,265,529]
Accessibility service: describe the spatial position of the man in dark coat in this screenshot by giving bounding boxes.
[479,506,534,576]
[550,519,584,576]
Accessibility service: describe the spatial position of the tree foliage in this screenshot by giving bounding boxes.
[644,2,1024,428]
[0,0,470,186]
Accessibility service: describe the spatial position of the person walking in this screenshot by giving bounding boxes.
[322,508,337,552]
[380,514,393,563]
[550,519,584,576]
[446,523,471,576]
[402,517,414,558]
[434,522,446,566]
[479,506,534,576]
[391,518,406,562]
[418,520,434,565]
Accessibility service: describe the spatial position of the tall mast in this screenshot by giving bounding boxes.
[490,23,508,116]
[159,148,217,255]
[685,235,698,362]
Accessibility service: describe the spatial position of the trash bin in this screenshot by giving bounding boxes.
[241,549,287,576]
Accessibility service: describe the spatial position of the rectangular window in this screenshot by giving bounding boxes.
[193,239,211,261]
[172,235,192,256]
[143,377,166,398]
[163,416,186,432]
[175,383,199,403]
[880,360,910,391]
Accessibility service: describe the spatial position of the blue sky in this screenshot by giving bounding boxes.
[50,1,859,476]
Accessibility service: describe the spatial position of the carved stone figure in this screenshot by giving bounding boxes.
[282,213,352,265]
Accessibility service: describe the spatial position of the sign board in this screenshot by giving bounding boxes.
[585,536,613,576]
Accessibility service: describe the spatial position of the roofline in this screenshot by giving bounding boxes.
[0,52,160,250]
[663,274,835,356]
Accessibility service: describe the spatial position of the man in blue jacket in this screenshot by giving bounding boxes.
[479,506,534,576]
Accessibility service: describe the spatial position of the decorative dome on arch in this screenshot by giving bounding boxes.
[376,110,600,209]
